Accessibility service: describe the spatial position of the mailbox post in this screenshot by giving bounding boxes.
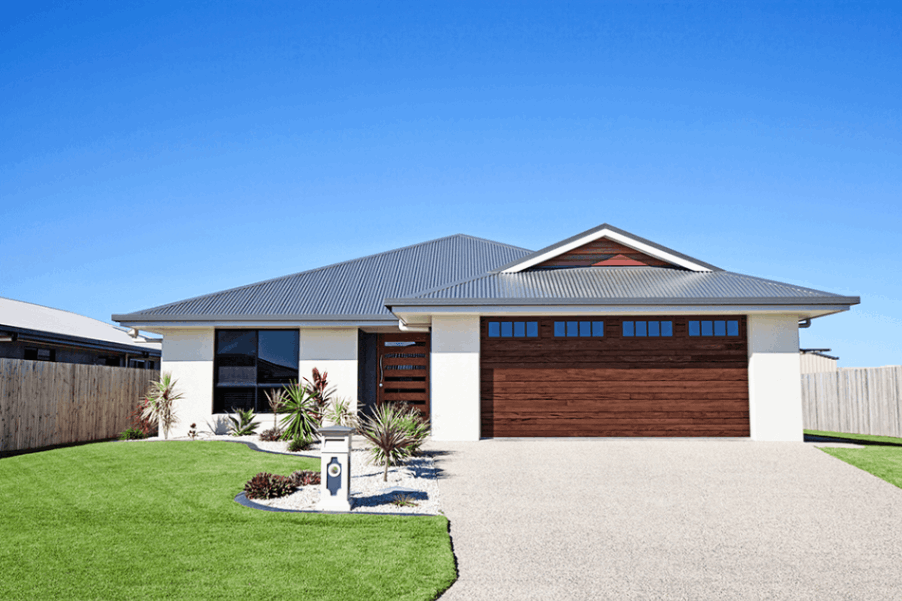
[316,425,354,512]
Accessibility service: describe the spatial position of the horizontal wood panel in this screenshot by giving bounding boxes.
[381,356,428,367]
[485,399,750,412]
[481,315,749,437]
[377,332,430,420]
[482,368,748,382]
[534,238,672,268]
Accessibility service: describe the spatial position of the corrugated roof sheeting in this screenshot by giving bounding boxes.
[121,235,532,319]
[409,267,851,301]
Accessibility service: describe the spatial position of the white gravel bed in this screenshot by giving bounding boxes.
[257,448,441,515]
[148,432,442,515]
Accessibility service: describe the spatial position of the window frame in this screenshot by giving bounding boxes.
[213,329,299,413]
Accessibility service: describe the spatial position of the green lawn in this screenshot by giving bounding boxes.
[805,429,902,446]
[0,441,456,600]
[807,430,902,490]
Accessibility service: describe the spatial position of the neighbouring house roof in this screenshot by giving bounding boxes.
[384,267,861,307]
[0,297,162,355]
[112,224,860,326]
[113,234,532,324]
[801,348,840,361]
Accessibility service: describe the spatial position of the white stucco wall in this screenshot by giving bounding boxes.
[430,315,481,441]
[300,328,359,411]
[747,314,804,441]
[159,328,215,437]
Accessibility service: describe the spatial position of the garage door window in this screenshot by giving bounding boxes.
[554,321,604,337]
[488,321,538,338]
[622,320,672,337]
[688,320,739,337]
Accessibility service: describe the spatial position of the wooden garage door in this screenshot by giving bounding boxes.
[480,316,749,437]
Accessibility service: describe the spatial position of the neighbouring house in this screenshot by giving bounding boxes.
[800,349,839,374]
[0,297,161,368]
[112,224,859,442]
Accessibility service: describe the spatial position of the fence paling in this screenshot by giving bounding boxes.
[802,365,902,437]
[0,359,159,454]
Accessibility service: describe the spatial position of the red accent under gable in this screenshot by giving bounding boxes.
[592,254,648,266]
[533,237,672,269]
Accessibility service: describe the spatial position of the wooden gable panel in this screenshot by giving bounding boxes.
[533,238,673,268]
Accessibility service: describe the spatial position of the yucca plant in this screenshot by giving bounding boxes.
[264,388,286,430]
[228,407,260,436]
[141,373,183,440]
[278,381,322,442]
[323,397,359,430]
[358,403,419,482]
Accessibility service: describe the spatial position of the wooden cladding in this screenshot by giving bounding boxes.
[480,316,749,437]
[377,333,430,420]
[533,238,672,269]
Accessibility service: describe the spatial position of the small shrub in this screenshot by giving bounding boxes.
[289,470,321,487]
[142,373,182,440]
[359,403,419,482]
[390,493,418,508]
[228,407,260,436]
[287,437,313,452]
[304,367,335,410]
[398,407,430,455]
[279,382,322,441]
[264,388,286,430]
[119,427,147,441]
[259,427,283,442]
[127,398,157,437]
[244,472,295,500]
[324,397,359,430]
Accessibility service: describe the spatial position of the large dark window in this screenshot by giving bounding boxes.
[214,330,299,413]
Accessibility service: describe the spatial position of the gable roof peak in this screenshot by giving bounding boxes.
[494,223,721,274]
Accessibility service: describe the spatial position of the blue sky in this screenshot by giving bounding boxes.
[2,1,900,367]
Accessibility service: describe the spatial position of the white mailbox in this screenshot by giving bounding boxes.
[317,425,354,512]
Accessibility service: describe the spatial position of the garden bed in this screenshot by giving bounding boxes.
[142,432,442,514]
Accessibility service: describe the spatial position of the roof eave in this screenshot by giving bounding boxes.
[112,313,397,328]
[385,295,861,308]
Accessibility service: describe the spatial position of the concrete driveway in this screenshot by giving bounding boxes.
[428,439,902,600]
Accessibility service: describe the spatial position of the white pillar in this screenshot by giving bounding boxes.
[747,314,804,441]
[159,328,215,437]
[430,315,481,441]
[299,328,359,411]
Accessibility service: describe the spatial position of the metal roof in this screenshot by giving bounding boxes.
[113,234,532,323]
[1,297,162,354]
[385,267,861,307]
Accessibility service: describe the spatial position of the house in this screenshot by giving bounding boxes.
[0,297,161,368]
[112,224,859,442]
[800,349,839,374]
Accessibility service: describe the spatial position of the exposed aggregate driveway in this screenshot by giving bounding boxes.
[428,439,902,600]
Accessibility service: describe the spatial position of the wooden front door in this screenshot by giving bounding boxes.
[376,333,431,420]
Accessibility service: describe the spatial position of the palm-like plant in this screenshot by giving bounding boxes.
[278,381,322,442]
[141,373,183,440]
[228,407,260,436]
[323,397,359,430]
[359,403,419,482]
[303,368,336,410]
[264,388,286,430]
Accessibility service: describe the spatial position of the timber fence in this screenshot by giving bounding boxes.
[0,359,159,455]
[801,366,902,438]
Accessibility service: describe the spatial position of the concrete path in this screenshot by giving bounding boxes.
[429,439,902,600]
